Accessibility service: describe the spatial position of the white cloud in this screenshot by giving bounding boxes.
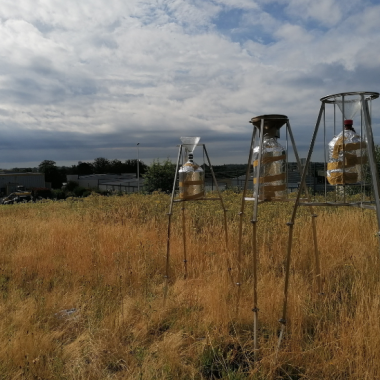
[285,0,343,26]
[0,0,379,167]
[212,0,259,10]
[273,23,312,42]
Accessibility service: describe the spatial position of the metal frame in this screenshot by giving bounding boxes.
[163,144,229,302]
[236,115,320,359]
[277,91,380,348]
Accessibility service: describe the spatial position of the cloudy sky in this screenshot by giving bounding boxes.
[1,0,380,169]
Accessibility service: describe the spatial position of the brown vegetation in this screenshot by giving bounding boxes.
[0,192,379,379]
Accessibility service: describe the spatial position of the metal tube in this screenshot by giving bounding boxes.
[361,107,364,202]
[287,121,322,293]
[164,145,182,303]
[252,220,258,359]
[182,206,188,279]
[334,101,336,136]
[342,95,346,203]
[333,100,337,202]
[164,214,172,304]
[250,119,265,356]
[278,103,325,348]
[279,222,294,323]
[137,143,140,192]
[324,108,327,200]
[288,103,325,222]
[253,119,265,221]
[285,124,289,198]
[361,95,380,253]
[203,146,229,245]
[203,146,232,283]
[236,128,256,313]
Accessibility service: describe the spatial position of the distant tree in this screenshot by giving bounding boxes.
[11,167,33,173]
[38,160,56,173]
[124,159,148,177]
[67,158,148,176]
[93,157,111,174]
[38,160,65,189]
[109,159,124,174]
[144,159,176,193]
[77,162,94,175]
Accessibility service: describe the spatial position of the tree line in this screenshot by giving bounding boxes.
[14,150,380,195]
[35,160,248,191]
[17,158,148,189]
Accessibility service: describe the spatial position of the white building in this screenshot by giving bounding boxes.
[0,172,45,195]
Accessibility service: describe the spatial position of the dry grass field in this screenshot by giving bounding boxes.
[0,191,380,379]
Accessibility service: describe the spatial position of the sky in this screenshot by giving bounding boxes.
[1,0,380,169]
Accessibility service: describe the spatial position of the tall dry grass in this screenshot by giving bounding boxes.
[0,191,379,379]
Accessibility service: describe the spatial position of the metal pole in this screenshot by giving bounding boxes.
[251,119,265,358]
[137,143,140,192]
[360,105,364,202]
[182,205,188,279]
[203,146,229,248]
[164,145,182,304]
[203,146,233,283]
[342,95,346,203]
[361,95,380,252]
[236,128,257,315]
[323,110,327,200]
[253,119,265,220]
[334,101,337,202]
[287,121,322,294]
[278,103,325,349]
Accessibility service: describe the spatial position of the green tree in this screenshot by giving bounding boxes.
[10,167,33,173]
[109,159,124,174]
[75,162,94,175]
[124,159,148,176]
[143,159,176,193]
[38,160,65,189]
[38,160,56,173]
[93,157,111,174]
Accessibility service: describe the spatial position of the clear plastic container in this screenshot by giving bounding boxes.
[253,136,286,200]
[178,137,205,200]
[179,163,204,200]
[327,122,367,185]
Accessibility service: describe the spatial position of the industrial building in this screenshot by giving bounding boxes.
[0,172,45,196]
